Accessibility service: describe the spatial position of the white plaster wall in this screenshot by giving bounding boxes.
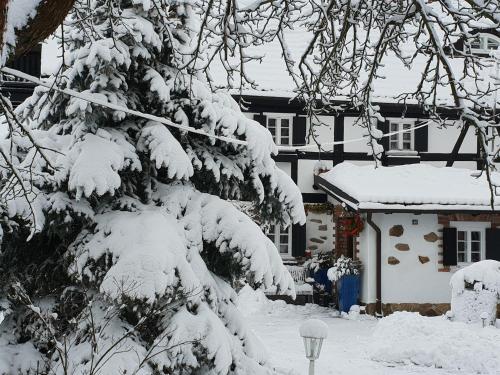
[297,159,331,193]
[309,115,335,151]
[376,213,452,303]
[358,215,377,304]
[428,122,477,154]
[344,117,371,153]
[305,210,335,255]
[276,161,292,177]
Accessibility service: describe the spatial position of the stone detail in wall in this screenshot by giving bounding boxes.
[388,256,400,265]
[418,256,430,264]
[310,219,322,224]
[424,232,439,242]
[395,243,410,251]
[320,236,327,240]
[389,225,404,237]
[318,225,328,231]
[310,238,324,244]
[308,245,318,251]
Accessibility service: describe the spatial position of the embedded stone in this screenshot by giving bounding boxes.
[388,256,400,265]
[308,245,318,251]
[320,236,327,240]
[310,219,322,224]
[389,225,404,237]
[424,232,439,242]
[310,238,324,244]
[318,225,328,231]
[395,243,410,251]
[419,256,430,264]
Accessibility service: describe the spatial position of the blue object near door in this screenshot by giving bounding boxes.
[313,268,332,294]
[337,274,360,313]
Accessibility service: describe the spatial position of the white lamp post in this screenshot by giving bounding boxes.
[299,319,328,375]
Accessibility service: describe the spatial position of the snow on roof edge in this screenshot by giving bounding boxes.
[317,162,500,212]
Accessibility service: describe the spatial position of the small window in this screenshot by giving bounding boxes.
[266,224,292,257]
[468,33,500,54]
[388,121,414,151]
[455,226,485,264]
[266,116,293,146]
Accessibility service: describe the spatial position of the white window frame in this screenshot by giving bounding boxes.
[264,113,294,146]
[468,33,500,54]
[388,120,415,152]
[451,221,489,265]
[266,224,293,258]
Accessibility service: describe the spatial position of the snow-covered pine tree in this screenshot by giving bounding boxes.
[0,1,305,373]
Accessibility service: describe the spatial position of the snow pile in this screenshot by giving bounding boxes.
[371,312,500,374]
[237,284,271,315]
[320,162,500,210]
[450,260,500,294]
[299,319,328,339]
[450,260,500,324]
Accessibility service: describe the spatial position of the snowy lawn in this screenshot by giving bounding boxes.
[238,287,500,375]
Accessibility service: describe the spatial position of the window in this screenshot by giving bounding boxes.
[389,121,414,151]
[266,116,293,145]
[468,34,500,54]
[452,222,488,264]
[266,224,292,257]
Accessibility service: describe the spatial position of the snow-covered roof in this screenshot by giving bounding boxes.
[316,162,500,211]
[41,28,499,106]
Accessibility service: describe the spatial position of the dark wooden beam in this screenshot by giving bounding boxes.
[446,123,470,167]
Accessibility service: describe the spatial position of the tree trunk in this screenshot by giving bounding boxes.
[0,0,75,64]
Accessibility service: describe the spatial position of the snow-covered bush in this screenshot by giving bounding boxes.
[371,312,500,374]
[450,260,500,325]
[0,1,305,373]
[327,255,359,282]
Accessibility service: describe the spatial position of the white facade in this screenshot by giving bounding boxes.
[358,213,452,304]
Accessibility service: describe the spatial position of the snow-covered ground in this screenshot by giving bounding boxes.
[238,286,500,375]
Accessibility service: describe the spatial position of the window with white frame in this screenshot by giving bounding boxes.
[453,222,487,264]
[389,121,414,151]
[266,224,292,257]
[469,34,500,54]
[266,116,293,145]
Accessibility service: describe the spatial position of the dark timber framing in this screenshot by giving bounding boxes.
[235,94,479,168]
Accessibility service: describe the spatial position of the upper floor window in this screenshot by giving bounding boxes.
[267,116,293,145]
[469,34,500,55]
[389,121,414,151]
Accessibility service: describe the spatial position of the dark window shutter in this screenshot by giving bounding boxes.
[292,224,306,257]
[254,114,267,127]
[486,228,500,261]
[377,120,389,151]
[442,227,457,266]
[414,120,428,152]
[292,116,307,146]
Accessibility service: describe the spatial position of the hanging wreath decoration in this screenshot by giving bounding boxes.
[339,215,364,237]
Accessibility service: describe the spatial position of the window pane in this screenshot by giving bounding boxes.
[390,123,398,132]
[471,231,480,241]
[458,252,466,263]
[457,231,466,241]
[487,38,499,50]
[471,252,481,262]
[471,241,480,252]
[390,141,398,150]
[402,141,412,150]
[471,37,481,49]
[280,244,289,254]
[458,241,467,253]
